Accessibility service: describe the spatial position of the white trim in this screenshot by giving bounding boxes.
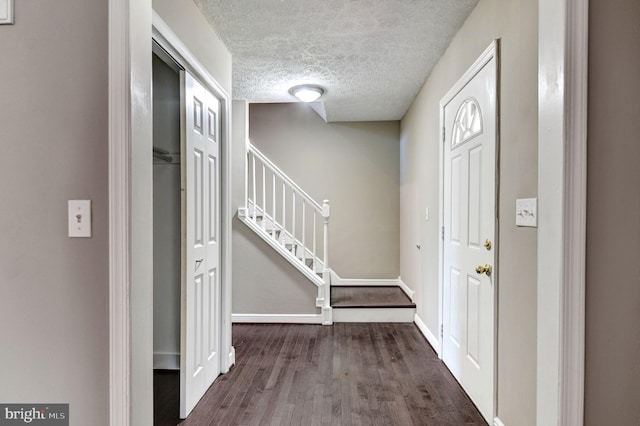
[153,352,180,370]
[440,42,498,104]
[493,417,506,426]
[151,12,235,376]
[227,347,236,368]
[561,2,588,424]
[108,0,130,423]
[537,0,588,425]
[397,278,415,302]
[332,308,415,323]
[232,314,323,324]
[414,314,439,355]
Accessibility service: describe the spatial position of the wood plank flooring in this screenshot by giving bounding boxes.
[154,323,486,425]
[330,286,416,308]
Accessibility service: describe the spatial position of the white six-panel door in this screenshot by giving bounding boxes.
[441,44,497,423]
[180,71,221,419]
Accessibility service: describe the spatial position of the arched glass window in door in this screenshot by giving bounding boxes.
[452,98,483,147]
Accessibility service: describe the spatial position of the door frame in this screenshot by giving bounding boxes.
[108,0,587,425]
[537,0,588,424]
[438,39,500,421]
[152,12,234,381]
[108,4,234,425]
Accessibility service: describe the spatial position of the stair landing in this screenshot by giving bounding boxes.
[331,286,416,323]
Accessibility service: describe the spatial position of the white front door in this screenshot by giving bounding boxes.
[180,70,221,418]
[441,43,498,423]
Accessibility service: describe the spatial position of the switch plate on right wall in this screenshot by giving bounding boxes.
[516,198,538,227]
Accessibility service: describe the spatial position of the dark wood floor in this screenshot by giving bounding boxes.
[154,323,486,425]
[330,286,416,308]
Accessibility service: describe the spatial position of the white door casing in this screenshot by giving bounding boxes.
[440,41,498,424]
[180,70,221,418]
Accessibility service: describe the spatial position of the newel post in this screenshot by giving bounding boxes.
[322,200,330,273]
[321,200,332,325]
[244,138,249,212]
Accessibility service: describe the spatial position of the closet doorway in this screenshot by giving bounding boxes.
[153,52,181,374]
[152,42,224,420]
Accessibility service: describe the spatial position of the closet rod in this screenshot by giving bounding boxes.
[153,146,173,163]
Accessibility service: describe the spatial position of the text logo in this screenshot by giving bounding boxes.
[0,405,68,426]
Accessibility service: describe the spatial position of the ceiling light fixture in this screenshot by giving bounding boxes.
[289,84,325,103]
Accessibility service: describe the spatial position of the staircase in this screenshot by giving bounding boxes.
[238,141,414,324]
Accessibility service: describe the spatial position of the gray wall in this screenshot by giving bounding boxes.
[585,0,640,423]
[400,0,538,423]
[250,103,400,279]
[0,1,109,424]
[152,55,181,369]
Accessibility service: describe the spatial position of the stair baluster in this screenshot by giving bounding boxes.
[281,182,286,246]
[273,175,277,240]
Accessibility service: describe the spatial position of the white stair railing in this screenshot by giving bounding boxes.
[238,140,332,324]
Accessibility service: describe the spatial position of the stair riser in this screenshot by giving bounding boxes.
[332,307,415,323]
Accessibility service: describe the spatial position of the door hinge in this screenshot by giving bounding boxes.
[441,226,445,240]
[442,126,446,141]
[440,324,444,337]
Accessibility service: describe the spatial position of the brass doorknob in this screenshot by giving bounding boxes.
[484,239,492,250]
[475,264,492,276]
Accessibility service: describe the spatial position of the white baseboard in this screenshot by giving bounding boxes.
[493,417,506,426]
[397,277,415,302]
[232,313,323,324]
[153,352,179,370]
[414,314,440,355]
[228,346,236,370]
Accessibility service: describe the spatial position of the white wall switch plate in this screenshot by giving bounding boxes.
[516,198,537,227]
[68,200,92,237]
[0,0,14,25]
[425,207,430,221]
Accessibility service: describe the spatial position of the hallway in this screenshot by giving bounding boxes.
[154,323,486,425]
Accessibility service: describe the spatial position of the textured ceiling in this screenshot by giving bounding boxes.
[194,0,479,122]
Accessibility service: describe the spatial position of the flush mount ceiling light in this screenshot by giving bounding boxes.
[289,84,325,103]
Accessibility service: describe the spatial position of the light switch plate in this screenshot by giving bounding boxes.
[68,200,92,237]
[516,198,537,227]
[0,0,14,25]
